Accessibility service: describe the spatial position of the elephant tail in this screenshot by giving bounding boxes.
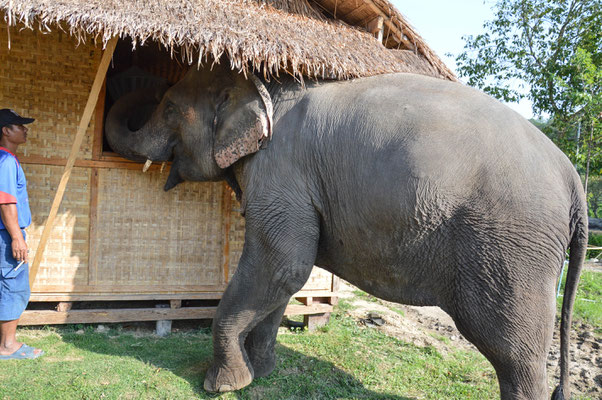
[552,197,588,400]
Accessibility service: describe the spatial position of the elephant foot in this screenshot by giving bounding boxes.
[203,363,254,393]
[248,351,276,378]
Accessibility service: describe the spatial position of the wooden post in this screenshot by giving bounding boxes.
[330,275,340,305]
[29,37,118,287]
[221,183,232,284]
[367,16,384,43]
[303,313,331,331]
[56,302,72,312]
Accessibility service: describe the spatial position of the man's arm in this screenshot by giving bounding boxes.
[0,203,27,262]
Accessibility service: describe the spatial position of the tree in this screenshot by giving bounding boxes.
[588,176,602,218]
[562,48,601,196]
[455,0,601,211]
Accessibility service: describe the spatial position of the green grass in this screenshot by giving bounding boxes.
[0,301,500,400]
[260,300,499,399]
[2,273,599,400]
[429,332,451,345]
[557,270,602,332]
[352,289,380,303]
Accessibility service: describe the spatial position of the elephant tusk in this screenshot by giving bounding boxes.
[142,159,152,173]
[160,162,166,174]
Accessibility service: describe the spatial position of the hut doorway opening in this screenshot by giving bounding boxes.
[100,39,188,156]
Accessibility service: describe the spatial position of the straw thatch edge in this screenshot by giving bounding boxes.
[370,0,456,81]
[0,0,453,81]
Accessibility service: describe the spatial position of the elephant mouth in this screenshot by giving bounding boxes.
[163,152,184,191]
[136,141,181,192]
[140,142,177,174]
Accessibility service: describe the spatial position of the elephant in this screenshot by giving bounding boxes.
[105,62,587,400]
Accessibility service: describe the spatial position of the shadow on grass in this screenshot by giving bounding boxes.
[59,328,414,400]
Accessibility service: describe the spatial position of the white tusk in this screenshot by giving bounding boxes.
[142,159,152,173]
[160,162,166,174]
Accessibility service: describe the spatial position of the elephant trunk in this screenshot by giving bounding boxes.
[104,86,168,162]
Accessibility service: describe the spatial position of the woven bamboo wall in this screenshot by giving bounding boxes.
[0,21,334,300]
[92,169,224,289]
[25,165,91,288]
[0,22,99,160]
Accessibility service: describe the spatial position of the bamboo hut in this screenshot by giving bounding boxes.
[0,0,455,326]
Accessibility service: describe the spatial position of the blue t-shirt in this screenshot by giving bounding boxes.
[0,147,31,229]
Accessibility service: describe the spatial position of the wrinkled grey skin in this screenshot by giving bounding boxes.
[105,63,587,400]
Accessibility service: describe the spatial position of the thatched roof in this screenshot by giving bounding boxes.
[0,0,456,81]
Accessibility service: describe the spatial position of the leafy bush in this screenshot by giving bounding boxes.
[588,233,602,260]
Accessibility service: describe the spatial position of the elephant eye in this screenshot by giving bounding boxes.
[163,101,178,121]
[216,91,230,112]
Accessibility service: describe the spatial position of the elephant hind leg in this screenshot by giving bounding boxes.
[449,280,557,400]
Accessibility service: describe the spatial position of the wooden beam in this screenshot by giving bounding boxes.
[29,37,118,286]
[296,297,313,306]
[330,276,340,305]
[222,183,232,284]
[20,306,218,325]
[30,283,228,293]
[19,303,333,325]
[285,303,332,315]
[20,155,166,171]
[30,292,225,302]
[339,2,369,21]
[92,79,106,159]
[87,167,99,286]
[367,16,384,43]
[29,290,336,302]
[351,0,415,51]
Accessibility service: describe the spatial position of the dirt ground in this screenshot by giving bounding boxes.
[339,281,601,398]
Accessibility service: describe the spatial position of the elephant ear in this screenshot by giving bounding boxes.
[213,74,273,169]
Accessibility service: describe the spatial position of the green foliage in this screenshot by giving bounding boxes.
[590,233,602,247]
[587,176,602,217]
[456,0,601,114]
[588,233,602,259]
[455,0,602,177]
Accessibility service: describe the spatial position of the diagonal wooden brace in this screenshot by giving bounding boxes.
[29,37,118,287]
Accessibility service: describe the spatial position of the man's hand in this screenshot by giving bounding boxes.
[0,203,27,263]
[11,234,27,262]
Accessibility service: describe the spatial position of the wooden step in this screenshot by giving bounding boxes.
[19,302,333,326]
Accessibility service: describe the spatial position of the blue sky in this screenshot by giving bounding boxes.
[390,0,534,118]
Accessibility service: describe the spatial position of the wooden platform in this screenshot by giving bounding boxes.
[20,293,337,326]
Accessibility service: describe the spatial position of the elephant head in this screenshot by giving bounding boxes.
[105,64,273,190]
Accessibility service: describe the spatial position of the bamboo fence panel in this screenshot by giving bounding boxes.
[92,168,224,289]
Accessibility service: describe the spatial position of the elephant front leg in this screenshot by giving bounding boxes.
[244,303,288,377]
[204,206,319,392]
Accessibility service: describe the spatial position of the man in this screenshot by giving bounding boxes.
[0,108,43,359]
